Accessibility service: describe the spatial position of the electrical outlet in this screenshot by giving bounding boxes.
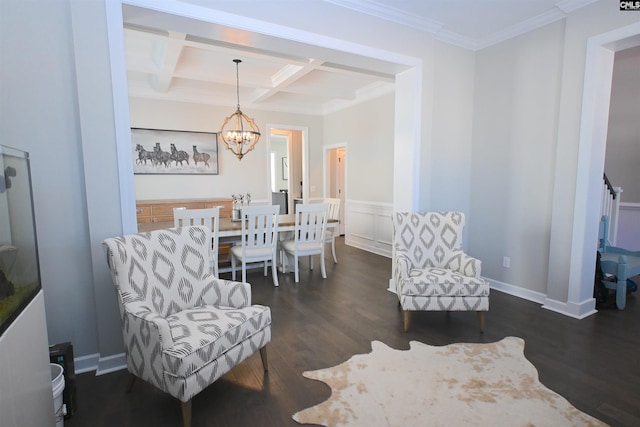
[503,256,511,268]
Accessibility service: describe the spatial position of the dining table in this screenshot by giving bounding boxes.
[137,214,338,275]
[137,214,338,236]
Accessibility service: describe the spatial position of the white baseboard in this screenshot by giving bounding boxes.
[346,236,392,258]
[542,297,597,319]
[74,353,100,374]
[487,278,547,304]
[74,352,127,375]
[492,277,597,319]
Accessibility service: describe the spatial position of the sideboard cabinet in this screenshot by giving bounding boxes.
[136,198,233,224]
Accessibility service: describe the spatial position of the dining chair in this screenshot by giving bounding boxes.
[310,198,340,263]
[281,203,330,283]
[230,205,280,287]
[174,206,221,277]
[324,198,341,263]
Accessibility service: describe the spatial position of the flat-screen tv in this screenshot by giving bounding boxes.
[0,145,41,337]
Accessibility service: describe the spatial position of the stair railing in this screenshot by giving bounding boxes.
[601,173,622,246]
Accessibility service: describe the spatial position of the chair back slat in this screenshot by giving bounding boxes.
[295,203,329,246]
[241,205,280,251]
[325,198,340,221]
[174,206,221,276]
[174,206,220,229]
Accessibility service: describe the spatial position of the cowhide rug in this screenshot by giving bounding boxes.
[293,337,607,426]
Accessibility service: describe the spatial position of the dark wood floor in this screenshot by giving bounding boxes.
[67,238,640,427]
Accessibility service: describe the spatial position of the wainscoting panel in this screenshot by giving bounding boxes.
[616,203,640,251]
[345,200,393,258]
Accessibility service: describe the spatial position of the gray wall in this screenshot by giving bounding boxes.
[469,21,565,295]
[1,0,103,359]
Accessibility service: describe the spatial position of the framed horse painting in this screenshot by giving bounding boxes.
[131,128,219,175]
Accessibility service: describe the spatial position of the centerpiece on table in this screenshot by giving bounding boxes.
[231,193,251,221]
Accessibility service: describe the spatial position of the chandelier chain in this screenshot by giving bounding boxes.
[235,59,241,109]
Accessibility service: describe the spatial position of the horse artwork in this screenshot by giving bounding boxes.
[131,128,218,174]
[192,145,211,166]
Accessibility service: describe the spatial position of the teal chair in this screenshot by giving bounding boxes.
[598,215,640,309]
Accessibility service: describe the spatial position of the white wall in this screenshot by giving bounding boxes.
[616,203,640,250]
[470,21,565,296]
[130,98,324,203]
[605,46,640,203]
[323,91,395,256]
[429,41,476,228]
[323,92,395,204]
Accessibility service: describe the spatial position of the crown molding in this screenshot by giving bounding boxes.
[556,0,599,14]
[323,0,444,33]
[324,0,600,51]
[471,0,600,50]
[473,7,568,50]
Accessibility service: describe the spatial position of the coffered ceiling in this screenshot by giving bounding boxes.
[122,0,599,116]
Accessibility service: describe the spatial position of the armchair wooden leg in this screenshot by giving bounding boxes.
[477,311,485,334]
[260,346,269,372]
[126,373,136,393]
[181,400,192,427]
[403,310,411,332]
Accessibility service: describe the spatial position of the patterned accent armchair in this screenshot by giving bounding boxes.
[102,226,271,427]
[392,212,489,332]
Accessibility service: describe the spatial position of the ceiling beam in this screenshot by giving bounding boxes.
[250,59,325,104]
[149,31,186,92]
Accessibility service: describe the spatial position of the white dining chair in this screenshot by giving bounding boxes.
[230,205,280,287]
[281,203,329,283]
[310,198,340,263]
[174,206,221,277]
[324,198,340,263]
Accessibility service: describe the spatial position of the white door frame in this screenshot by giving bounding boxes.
[323,143,347,234]
[267,124,309,205]
[553,23,640,319]
[108,0,421,226]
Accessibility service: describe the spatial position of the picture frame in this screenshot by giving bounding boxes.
[282,157,289,180]
[131,128,218,175]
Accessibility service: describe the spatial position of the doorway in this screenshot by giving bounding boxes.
[324,145,346,236]
[560,25,640,318]
[268,126,307,213]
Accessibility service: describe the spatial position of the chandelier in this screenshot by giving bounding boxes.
[219,59,261,160]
